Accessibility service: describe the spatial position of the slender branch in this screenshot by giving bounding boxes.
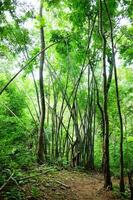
[0,42,59,95]
[0,103,30,132]
[0,172,14,192]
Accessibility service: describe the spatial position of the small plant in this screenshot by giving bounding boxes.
[31,186,40,198]
[5,187,24,200]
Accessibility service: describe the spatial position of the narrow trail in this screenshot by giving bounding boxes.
[23,170,123,200]
[62,171,120,200]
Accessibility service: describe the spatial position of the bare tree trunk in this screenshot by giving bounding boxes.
[90,63,105,171]
[92,85,96,169]
[99,0,112,189]
[103,0,125,192]
[51,112,56,160]
[37,0,46,164]
[47,77,50,126]
[114,41,125,194]
[31,70,41,116]
[85,71,94,170]
[72,101,81,166]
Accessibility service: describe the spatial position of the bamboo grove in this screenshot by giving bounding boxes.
[0,0,133,194]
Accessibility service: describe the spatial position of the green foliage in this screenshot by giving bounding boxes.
[127,136,133,142]
[0,1,132,198]
[0,75,36,172]
[5,187,24,200]
[118,26,133,65]
[31,186,40,198]
[46,0,61,7]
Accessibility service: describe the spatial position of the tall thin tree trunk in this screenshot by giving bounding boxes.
[103,0,125,192]
[85,73,94,170]
[72,101,81,166]
[99,0,112,189]
[31,70,41,116]
[113,34,125,194]
[47,77,50,126]
[37,0,46,164]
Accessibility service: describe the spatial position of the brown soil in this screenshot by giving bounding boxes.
[22,170,123,200]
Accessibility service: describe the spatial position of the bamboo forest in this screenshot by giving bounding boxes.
[0,0,133,199]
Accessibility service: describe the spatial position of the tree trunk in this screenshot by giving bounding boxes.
[99,0,112,189]
[37,0,46,164]
[103,0,125,192]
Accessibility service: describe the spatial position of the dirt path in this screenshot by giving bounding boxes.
[23,170,122,200]
[62,171,120,200]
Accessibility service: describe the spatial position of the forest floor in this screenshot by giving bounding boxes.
[0,166,129,200]
[21,168,128,200]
